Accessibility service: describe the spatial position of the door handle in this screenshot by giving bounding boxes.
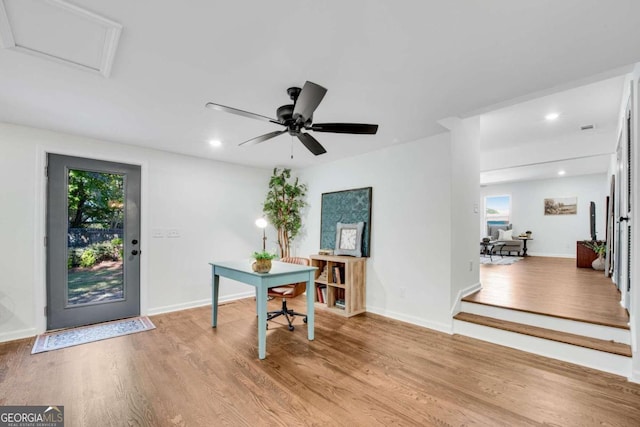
[131,249,139,255]
[619,216,630,222]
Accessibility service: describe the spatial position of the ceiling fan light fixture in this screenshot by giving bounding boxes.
[205,81,378,156]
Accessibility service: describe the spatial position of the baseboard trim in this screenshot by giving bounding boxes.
[451,282,482,317]
[0,328,38,343]
[367,305,452,334]
[146,291,253,316]
[526,252,575,258]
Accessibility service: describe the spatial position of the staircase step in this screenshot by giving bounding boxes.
[454,312,631,357]
[460,301,630,344]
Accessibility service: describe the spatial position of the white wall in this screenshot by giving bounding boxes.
[0,122,271,342]
[446,117,481,308]
[296,133,454,333]
[481,174,608,257]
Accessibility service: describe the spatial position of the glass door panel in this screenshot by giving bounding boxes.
[66,169,125,306]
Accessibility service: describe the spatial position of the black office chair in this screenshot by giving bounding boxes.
[266,257,309,331]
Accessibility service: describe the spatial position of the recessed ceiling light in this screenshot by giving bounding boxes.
[545,112,560,121]
[558,170,566,176]
[209,139,222,148]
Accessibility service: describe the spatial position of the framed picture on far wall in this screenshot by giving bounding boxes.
[544,197,577,215]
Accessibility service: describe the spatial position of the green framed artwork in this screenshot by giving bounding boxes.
[320,187,372,257]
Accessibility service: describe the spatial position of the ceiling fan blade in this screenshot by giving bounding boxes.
[310,123,379,134]
[297,132,327,156]
[205,102,282,125]
[293,81,327,122]
[239,130,287,146]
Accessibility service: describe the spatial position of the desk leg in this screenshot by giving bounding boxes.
[256,286,267,359]
[306,272,314,341]
[211,273,219,328]
[522,239,528,256]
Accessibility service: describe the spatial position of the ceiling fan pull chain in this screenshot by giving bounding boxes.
[290,136,294,159]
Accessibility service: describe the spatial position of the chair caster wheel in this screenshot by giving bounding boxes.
[303,317,307,324]
[288,325,294,331]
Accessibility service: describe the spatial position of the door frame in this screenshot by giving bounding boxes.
[34,146,149,334]
[616,97,633,310]
[46,154,141,329]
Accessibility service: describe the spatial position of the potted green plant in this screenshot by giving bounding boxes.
[582,241,606,270]
[262,168,307,258]
[251,250,278,273]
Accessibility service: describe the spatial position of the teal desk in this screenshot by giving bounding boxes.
[209,260,317,359]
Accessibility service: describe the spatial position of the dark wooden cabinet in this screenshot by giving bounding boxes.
[576,240,604,268]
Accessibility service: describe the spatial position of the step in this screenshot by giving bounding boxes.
[453,315,632,378]
[454,312,631,357]
[460,301,631,345]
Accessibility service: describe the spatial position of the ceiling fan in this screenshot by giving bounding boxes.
[205,81,378,156]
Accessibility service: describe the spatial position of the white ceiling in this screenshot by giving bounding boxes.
[480,76,625,153]
[479,76,626,184]
[1,0,639,170]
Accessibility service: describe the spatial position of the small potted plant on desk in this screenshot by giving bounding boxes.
[251,251,278,273]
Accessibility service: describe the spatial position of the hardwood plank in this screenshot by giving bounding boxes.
[466,256,630,329]
[1,299,639,426]
[454,312,632,356]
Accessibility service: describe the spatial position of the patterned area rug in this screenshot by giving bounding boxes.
[32,316,155,354]
[480,256,523,265]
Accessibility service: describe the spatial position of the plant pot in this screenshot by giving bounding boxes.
[252,259,272,273]
[592,255,605,271]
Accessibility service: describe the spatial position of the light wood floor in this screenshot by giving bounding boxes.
[466,256,630,329]
[2,299,640,426]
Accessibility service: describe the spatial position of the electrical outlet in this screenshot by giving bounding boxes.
[399,287,406,298]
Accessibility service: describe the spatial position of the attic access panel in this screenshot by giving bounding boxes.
[0,0,122,77]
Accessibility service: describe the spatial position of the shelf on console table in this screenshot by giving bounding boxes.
[309,254,366,317]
